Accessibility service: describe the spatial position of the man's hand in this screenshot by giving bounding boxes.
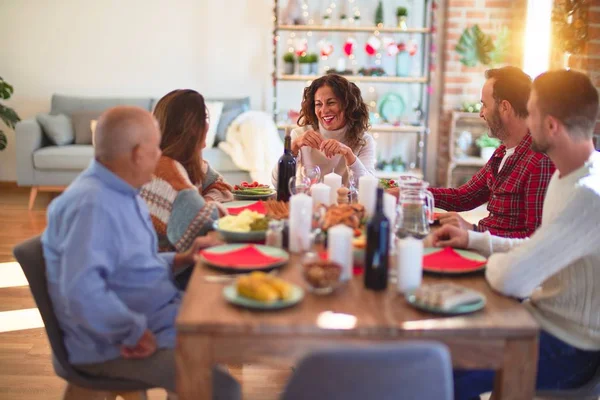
[120,330,157,359]
[437,212,474,231]
[292,130,324,154]
[431,225,469,249]
[185,234,224,264]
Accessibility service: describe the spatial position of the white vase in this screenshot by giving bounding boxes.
[283,62,295,75]
[480,147,496,160]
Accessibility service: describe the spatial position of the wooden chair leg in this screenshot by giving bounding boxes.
[63,383,111,400]
[28,187,38,210]
[113,391,148,400]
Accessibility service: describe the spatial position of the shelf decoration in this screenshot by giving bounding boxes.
[375,0,384,27]
[383,37,399,56]
[343,37,356,56]
[396,7,408,30]
[319,39,334,58]
[455,24,508,68]
[294,37,308,56]
[365,35,381,56]
[282,0,305,25]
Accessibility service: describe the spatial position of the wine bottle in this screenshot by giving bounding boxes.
[364,187,390,291]
[276,135,297,202]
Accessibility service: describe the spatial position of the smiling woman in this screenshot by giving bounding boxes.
[271,74,377,187]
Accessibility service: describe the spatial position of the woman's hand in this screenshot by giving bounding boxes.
[320,139,356,164]
[292,130,324,155]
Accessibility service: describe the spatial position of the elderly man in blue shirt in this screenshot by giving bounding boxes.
[41,106,226,394]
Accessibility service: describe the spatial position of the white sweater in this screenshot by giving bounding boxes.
[467,151,600,350]
[271,124,376,186]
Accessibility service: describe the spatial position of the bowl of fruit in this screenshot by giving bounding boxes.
[232,181,276,200]
[214,210,270,243]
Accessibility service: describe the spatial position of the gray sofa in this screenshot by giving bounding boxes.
[16,94,252,209]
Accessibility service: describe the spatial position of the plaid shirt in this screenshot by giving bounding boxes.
[432,133,555,238]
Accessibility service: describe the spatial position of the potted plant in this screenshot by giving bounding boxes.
[322,14,331,26]
[283,52,296,75]
[340,13,349,26]
[298,54,312,75]
[375,0,384,27]
[396,7,408,30]
[353,13,361,26]
[0,77,21,152]
[308,53,319,74]
[476,133,501,160]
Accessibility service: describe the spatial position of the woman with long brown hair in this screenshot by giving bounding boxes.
[141,89,231,254]
[272,74,376,186]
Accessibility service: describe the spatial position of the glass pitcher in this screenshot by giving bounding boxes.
[395,180,435,239]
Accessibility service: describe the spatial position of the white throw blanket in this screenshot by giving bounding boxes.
[218,111,283,184]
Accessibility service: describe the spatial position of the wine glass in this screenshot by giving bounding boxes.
[347,169,358,203]
[288,175,311,196]
[302,165,321,187]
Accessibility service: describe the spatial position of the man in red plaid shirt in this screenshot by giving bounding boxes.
[391,67,555,238]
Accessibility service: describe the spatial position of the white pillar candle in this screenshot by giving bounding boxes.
[327,224,354,281]
[336,57,346,72]
[358,175,378,217]
[383,192,397,222]
[289,193,314,253]
[311,183,331,206]
[396,237,423,294]
[323,172,342,205]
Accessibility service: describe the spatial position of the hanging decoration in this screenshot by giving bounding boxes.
[552,0,589,55]
[382,37,399,56]
[343,37,356,57]
[294,37,308,56]
[319,39,334,57]
[365,35,381,56]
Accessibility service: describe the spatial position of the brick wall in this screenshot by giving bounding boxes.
[435,0,527,185]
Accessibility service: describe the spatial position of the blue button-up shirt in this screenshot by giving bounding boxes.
[42,160,182,365]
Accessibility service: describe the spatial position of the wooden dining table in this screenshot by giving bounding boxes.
[176,252,540,400]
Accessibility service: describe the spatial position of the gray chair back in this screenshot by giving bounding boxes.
[281,342,453,400]
[13,235,149,391]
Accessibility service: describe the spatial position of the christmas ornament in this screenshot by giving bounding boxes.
[319,39,334,57]
[382,37,398,56]
[294,38,308,56]
[407,40,418,56]
[343,37,356,57]
[364,35,381,56]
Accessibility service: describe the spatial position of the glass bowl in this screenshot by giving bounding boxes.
[301,252,343,295]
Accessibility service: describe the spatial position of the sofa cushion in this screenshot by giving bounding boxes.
[208,97,250,144]
[36,114,74,146]
[71,110,103,145]
[205,101,224,148]
[33,145,94,171]
[50,94,153,116]
[202,147,241,173]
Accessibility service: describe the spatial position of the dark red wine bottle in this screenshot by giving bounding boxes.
[276,135,297,202]
[364,187,390,291]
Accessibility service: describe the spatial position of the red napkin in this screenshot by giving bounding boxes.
[201,245,284,268]
[423,247,486,273]
[226,201,266,216]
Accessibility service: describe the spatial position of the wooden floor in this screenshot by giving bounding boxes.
[0,184,290,400]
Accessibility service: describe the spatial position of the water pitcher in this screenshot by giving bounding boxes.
[395,180,435,239]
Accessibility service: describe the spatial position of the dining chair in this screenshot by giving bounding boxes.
[13,235,154,399]
[535,364,600,399]
[280,341,454,400]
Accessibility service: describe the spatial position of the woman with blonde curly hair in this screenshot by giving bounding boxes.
[272,74,376,186]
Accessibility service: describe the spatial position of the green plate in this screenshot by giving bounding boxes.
[405,291,486,315]
[213,221,267,243]
[223,283,304,310]
[423,247,486,275]
[232,190,276,201]
[200,243,289,272]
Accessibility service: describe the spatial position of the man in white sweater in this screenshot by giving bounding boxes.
[433,69,600,400]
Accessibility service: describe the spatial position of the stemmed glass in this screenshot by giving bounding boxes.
[347,169,358,203]
[302,165,321,187]
[288,175,311,196]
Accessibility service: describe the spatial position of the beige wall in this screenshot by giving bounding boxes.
[0,0,274,181]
